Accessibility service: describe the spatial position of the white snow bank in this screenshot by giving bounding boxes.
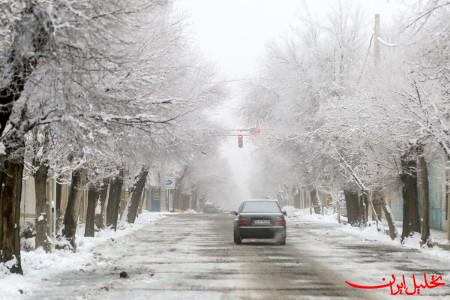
[286,207,450,261]
[283,206,339,224]
[0,211,165,299]
[184,209,199,214]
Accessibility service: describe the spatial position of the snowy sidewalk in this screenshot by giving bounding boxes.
[284,207,450,261]
[285,207,450,298]
[0,211,165,300]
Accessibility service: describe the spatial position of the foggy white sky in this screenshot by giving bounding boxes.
[172,0,406,206]
[174,0,403,79]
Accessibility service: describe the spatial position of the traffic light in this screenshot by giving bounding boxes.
[249,127,261,135]
[238,134,243,148]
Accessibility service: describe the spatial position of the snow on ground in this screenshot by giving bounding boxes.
[0,211,165,300]
[283,206,450,261]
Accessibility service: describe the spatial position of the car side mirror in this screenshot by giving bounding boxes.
[230,211,238,216]
[282,210,287,216]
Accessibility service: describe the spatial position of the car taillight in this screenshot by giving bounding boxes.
[238,217,250,225]
[275,216,286,226]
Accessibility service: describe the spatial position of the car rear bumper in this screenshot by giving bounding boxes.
[239,226,286,239]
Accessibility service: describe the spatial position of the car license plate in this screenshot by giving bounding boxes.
[254,219,271,225]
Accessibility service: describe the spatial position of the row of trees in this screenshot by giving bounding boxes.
[172,150,240,211]
[243,1,449,244]
[0,0,225,274]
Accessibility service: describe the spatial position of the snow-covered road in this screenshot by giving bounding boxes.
[13,213,450,299]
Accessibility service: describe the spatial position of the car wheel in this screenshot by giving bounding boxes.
[234,229,242,245]
[277,236,286,245]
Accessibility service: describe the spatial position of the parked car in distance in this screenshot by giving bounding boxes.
[231,199,287,245]
[203,202,220,214]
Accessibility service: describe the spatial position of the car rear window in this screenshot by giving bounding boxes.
[241,201,281,213]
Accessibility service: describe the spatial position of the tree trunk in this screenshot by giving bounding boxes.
[336,199,341,224]
[344,189,360,226]
[118,195,128,220]
[372,191,383,222]
[418,146,431,247]
[294,188,301,209]
[400,148,421,241]
[62,168,87,250]
[127,167,149,223]
[0,159,24,274]
[182,194,189,211]
[173,166,188,211]
[318,190,324,215]
[382,200,398,240]
[137,188,146,215]
[375,190,398,240]
[191,189,198,210]
[95,178,109,230]
[106,169,124,230]
[34,164,50,252]
[0,5,50,274]
[359,191,369,225]
[55,176,65,234]
[85,184,98,237]
[310,188,320,214]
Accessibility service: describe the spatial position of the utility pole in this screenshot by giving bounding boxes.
[373,14,380,66]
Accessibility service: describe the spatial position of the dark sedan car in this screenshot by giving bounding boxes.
[232,199,286,245]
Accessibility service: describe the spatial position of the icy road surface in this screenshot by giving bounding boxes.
[22,214,450,300]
